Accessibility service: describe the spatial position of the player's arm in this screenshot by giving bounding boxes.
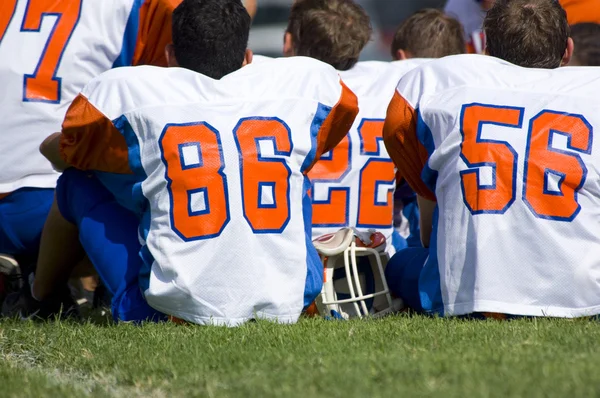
[417,196,435,248]
[40,133,69,171]
[383,90,436,247]
[40,94,131,174]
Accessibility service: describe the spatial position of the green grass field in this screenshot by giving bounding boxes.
[1,315,600,397]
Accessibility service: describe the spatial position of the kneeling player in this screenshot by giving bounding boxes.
[383,0,600,318]
[5,0,358,325]
[284,1,464,318]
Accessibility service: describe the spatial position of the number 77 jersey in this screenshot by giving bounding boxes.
[59,57,358,326]
[0,0,178,193]
[308,60,428,255]
[384,54,600,318]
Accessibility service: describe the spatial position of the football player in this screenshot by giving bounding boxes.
[383,0,600,319]
[390,9,466,251]
[7,0,358,325]
[0,0,181,290]
[285,2,465,318]
[569,23,600,66]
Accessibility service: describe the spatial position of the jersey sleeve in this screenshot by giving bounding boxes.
[383,86,435,201]
[132,0,181,66]
[59,94,131,174]
[303,80,358,173]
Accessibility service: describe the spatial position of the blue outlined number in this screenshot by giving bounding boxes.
[19,0,82,103]
[460,104,593,220]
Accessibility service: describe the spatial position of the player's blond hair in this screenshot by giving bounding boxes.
[391,9,465,59]
[286,0,372,71]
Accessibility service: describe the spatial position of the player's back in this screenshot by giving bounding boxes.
[0,0,174,193]
[392,54,600,317]
[309,60,428,254]
[69,57,357,325]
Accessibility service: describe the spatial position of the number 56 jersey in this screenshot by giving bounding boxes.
[60,57,358,325]
[384,54,600,318]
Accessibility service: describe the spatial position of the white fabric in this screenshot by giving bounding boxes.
[396,54,600,317]
[0,0,136,192]
[82,57,348,325]
[310,60,428,256]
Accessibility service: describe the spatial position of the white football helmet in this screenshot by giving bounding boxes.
[312,228,403,319]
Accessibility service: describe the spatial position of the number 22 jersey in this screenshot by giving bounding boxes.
[59,57,358,325]
[309,60,427,254]
[385,54,600,318]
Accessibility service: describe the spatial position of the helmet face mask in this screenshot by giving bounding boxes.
[313,228,403,319]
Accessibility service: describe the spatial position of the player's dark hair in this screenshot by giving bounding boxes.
[570,23,600,66]
[391,9,465,59]
[286,0,372,71]
[172,0,250,79]
[484,0,570,69]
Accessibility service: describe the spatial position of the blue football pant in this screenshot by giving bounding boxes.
[55,169,166,323]
[385,247,428,312]
[0,188,53,256]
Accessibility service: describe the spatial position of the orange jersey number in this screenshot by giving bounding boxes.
[460,104,523,214]
[159,122,230,241]
[15,0,82,103]
[160,118,294,240]
[356,119,395,228]
[0,1,18,43]
[234,118,292,232]
[460,104,592,220]
[308,135,351,227]
[523,111,592,221]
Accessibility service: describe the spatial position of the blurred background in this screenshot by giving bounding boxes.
[249,0,447,60]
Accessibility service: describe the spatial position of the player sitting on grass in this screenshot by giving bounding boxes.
[284,1,466,318]
[0,0,182,304]
[2,0,358,325]
[389,9,466,250]
[383,0,600,318]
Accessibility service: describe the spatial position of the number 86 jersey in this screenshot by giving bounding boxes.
[385,54,600,318]
[60,57,358,325]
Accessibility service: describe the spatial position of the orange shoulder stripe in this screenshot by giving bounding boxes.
[383,91,435,201]
[304,81,358,173]
[60,94,132,174]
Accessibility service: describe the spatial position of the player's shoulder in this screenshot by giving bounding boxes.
[83,66,206,97]
[244,56,338,76]
[81,66,214,117]
[222,56,344,104]
[340,60,430,98]
[410,54,503,81]
[418,54,600,92]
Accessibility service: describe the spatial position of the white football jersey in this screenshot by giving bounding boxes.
[0,0,177,193]
[59,57,358,326]
[385,54,600,318]
[309,60,428,255]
